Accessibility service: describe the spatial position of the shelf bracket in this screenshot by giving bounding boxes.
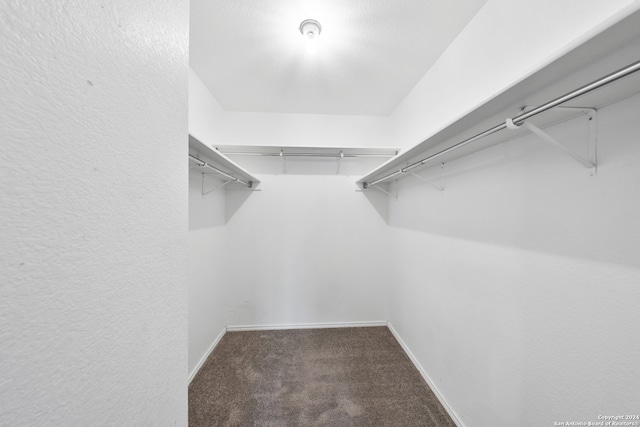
[556,107,598,176]
[226,188,262,192]
[358,184,397,199]
[202,173,234,196]
[337,151,344,174]
[280,150,287,174]
[406,163,445,192]
[370,184,396,199]
[506,116,596,173]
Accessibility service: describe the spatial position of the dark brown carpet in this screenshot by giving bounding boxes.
[188,327,455,427]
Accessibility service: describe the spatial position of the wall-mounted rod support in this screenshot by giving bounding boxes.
[221,152,395,158]
[506,119,595,168]
[370,185,394,198]
[408,171,444,191]
[363,59,640,188]
[189,154,252,188]
[280,150,287,174]
[202,176,233,196]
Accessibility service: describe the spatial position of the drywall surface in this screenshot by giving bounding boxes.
[388,93,640,426]
[391,0,640,151]
[222,170,391,327]
[188,167,229,376]
[189,68,226,144]
[189,69,393,148]
[188,71,231,377]
[187,73,392,367]
[0,1,189,425]
[219,111,394,148]
[190,0,487,116]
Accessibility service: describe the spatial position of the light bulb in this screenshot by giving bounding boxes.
[306,33,317,54]
[299,19,321,55]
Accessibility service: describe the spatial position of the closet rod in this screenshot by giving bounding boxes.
[188,154,252,187]
[364,59,640,188]
[219,152,395,158]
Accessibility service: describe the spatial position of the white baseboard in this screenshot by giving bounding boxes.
[386,322,464,427]
[226,320,387,332]
[188,327,227,384]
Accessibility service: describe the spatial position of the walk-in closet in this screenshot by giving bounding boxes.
[3,1,640,426]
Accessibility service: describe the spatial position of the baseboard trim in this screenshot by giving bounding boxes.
[386,322,464,427]
[226,320,387,332]
[188,327,227,384]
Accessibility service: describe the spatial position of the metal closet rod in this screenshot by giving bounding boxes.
[188,154,252,187]
[364,59,640,188]
[219,151,396,158]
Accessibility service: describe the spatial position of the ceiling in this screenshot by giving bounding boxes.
[190,0,487,116]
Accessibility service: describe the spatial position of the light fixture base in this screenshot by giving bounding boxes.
[299,19,322,37]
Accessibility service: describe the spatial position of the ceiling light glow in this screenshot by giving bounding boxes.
[299,19,321,54]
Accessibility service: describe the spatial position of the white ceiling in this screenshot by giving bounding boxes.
[190,0,487,116]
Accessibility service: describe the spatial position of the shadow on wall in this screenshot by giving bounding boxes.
[191,154,395,226]
[359,186,389,224]
[226,187,256,224]
[189,167,227,230]
[189,163,261,227]
[220,154,394,223]
[387,96,640,269]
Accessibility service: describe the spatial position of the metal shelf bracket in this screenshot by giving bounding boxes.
[506,111,597,174]
[406,162,445,192]
[357,184,397,199]
[280,150,287,174]
[371,184,397,199]
[202,173,233,196]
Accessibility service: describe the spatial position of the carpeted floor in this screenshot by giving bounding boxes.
[188,327,455,426]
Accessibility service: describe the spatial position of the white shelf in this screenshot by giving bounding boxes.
[189,134,260,188]
[358,9,640,188]
[214,145,398,159]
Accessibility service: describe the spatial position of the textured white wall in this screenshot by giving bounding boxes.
[391,0,640,151]
[388,87,640,426]
[0,1,189,425]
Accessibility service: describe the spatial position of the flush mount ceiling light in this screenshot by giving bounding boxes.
[299,19,321,54]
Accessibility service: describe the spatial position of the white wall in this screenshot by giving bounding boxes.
[218,111,393,148]
[189,69,393,149]
[187,3,640,424]
[0,1,189,425]
[188,168,229,377]
[391,0,640,151]
[189,68,226,145]
[222,165,391,328]
[187,71,392,372]
[388,90,640,426]
[187,69,231,378]
[385,2,640,425]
